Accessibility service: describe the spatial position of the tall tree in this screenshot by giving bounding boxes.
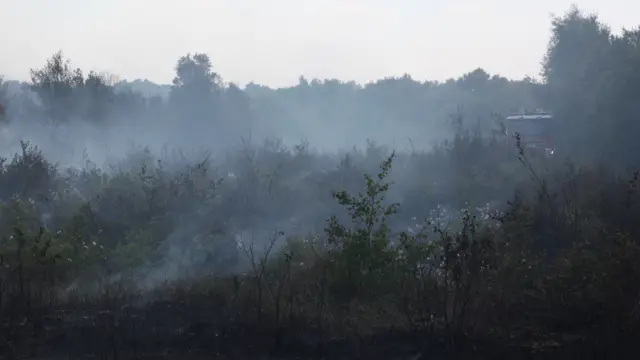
[601,28,640,166]
[540,6,640,167]
[540,6,613,161]
[168,53,223,132]
[83,71,115,123]
[221,83,254,141]
[30,50,84,124]
[0,76,6,123]
[170,53,221,106]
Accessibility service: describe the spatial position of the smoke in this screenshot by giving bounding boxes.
[0,66,528,293]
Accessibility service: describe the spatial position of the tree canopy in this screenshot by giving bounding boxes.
[2,6,639,162]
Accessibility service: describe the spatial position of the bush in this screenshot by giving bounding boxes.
[0,132,638,358]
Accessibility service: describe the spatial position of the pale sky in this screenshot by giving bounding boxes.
[0,0,638,88]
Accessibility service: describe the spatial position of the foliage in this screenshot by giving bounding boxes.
[0,5,640,358]
[325,152,400,299]
[541,6,640,168]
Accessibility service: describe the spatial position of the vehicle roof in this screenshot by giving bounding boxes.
[505,113,553,120]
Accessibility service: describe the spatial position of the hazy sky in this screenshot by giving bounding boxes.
[1,0,637,88]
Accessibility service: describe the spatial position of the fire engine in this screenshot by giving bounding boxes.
[504,109,557,157]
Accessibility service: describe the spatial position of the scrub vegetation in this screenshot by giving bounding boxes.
[1,6,640,359]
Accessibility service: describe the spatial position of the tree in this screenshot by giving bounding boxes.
[540,7,613,161]
[542,6,612,92]
[0,102,5,123]
[540,6,640,167]
[602,28,640,166]
[0,76,6,123]
[169,53,222,125]
[220,83,254,141]
[298,76,310,88]
[30,51,84,124]
[458,68,490,92]
[83,71,115,123]
[170,53,221,103]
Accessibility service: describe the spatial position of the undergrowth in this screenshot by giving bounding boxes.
[0,133,638,359]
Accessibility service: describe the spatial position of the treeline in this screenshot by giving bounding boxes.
[1,7,639,159]
[0,52,543,152]
[0,62,541,150]
[0,52,253,150]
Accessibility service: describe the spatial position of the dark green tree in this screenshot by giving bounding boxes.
[169,53,223,128]
[83,71,115,123]
[541,6,640,167]
[29,51,84,124]
[170,53,221,105]
[220,83,254,140]
[540,7,612,161]
[0,76,7,123]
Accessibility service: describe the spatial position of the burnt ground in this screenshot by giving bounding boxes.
[0,299,613,360]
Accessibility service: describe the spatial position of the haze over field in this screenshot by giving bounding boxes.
[1,3,640,359]
[1,0,638,159]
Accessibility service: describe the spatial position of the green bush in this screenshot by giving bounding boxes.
[0,130,638,358]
